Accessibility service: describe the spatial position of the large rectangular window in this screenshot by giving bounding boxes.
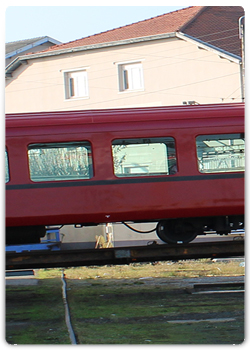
[196,134,245,173]
[28,142,93,182]
[64,70,89,99]
[118,62,144,92]
[112,137,177,177]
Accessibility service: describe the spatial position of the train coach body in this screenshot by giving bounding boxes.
[5,103,244,244]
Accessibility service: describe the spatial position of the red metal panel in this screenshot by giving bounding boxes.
[6,103,244,229]
[6,176,244,227]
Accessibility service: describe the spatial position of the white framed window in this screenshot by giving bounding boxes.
[196,133,245,173]
[118,62,144,92]
[64,70,89,99]
[112,137,177,177]
[28,141,93,182]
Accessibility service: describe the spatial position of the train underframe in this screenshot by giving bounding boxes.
[156,215,244,244]
[6,214,244,245]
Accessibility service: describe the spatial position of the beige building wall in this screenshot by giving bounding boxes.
[5,37,242,114]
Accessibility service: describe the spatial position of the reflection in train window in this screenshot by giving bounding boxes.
[112,137,177,177]
[28,142,93,182]
[5,149,9,183]
[196,134,245,173]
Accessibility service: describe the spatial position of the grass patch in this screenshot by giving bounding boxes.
[37,259,244,281]
[6,279,70,345]
[6,259,244,344]
[73,319,244,344]
[63,262,244,345]
[67,284,244,344]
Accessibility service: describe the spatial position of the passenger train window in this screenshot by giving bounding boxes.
[5,149,9,183]
[196,134,245,173]
[112,137,177,177]
[28,142,93,182]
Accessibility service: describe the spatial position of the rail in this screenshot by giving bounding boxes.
[6,240,244,270]
[61,270,78,344]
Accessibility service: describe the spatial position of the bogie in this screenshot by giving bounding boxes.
[156,216,244,244]
[156,219,198,244]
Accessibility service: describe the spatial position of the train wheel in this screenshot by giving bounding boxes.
[156,220,197,244]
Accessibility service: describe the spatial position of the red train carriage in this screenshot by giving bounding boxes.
[5,103,244,244]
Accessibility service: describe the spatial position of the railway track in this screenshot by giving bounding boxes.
[61,270,78,344]
[6,240,244,270]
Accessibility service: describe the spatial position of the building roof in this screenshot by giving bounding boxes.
[41,6,204,53]
[5,6,243,77]
[183,6,244,57]
[5,36,61,58]
[39,6,243,57]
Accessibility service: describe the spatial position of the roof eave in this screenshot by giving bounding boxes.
[5,32,177,77]
[177,32,241,63]
[5,57,25,78]
[23,31,178,57]
[5,32,177,74]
